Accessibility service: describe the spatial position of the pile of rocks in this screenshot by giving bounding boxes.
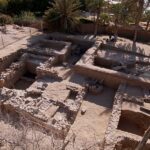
[85,79,104,94]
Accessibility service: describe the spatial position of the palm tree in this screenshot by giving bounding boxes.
[85,0,105,37]
[144,10,150,30]
[44,0,81,32]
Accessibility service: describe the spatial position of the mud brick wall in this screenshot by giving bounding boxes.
[40,39,72,63]
[49,33,94,50]
[75,64,150,89]
[36,57,59,78]
[0,60,26,88]
[0,51,22,73]
[104,84,125,150]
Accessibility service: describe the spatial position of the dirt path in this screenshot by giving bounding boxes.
[0,32,45,59]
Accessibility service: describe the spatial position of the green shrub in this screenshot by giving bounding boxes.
[99,13,110,25]
[43,8,61,30]
[0,0,8,11]
[0,13,13,25]
[14,11,36,26]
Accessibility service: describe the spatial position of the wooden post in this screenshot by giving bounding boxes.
[136,126,150,150]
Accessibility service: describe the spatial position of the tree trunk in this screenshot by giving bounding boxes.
[136,126,150,150]
[94,10,100,37]
[114,19,118,39]
[145,20,150,31]
[133,24,138,44]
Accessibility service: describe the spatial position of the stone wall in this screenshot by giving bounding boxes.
[104,84,125,150]
[101,44,150,61]
[36,57,60,79]
[0,59,26,88]
[75,64,150,89]
[0,50,22,73]
[49,33,94,50]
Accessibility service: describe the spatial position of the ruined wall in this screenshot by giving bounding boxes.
[36,57,59,79]
[94,56,119,68]
[0,50,22,73]
[75,64,150,89]
[0,60,26,88]
[104,84,125,150]
[40,39,67,51]
[118,110,150,135]
[49,33,94,50]
[26,54,49,74]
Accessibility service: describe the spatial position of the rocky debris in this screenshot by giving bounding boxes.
[112,65,127,71]
[122,94,144,105]
[26,88,42,97]
[64,99,79,113]
[51,111,70,131]
[0,56,26,88]
[85,79,104,94]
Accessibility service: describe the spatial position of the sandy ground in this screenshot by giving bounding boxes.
[0,25,37,49]
[75,34,150,57]
[0,32,46,59]
[97,35,150,57]
[0,120,62,150]
[66,87,116,150]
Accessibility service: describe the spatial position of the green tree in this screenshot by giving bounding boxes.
[124,0,150,43]
[44,0,81,32]
[111,3,124,38]
[0,0,8,12]
[99,13,110,25]
[85,0,105,37]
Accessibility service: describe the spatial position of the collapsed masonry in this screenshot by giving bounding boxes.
[0,33,150,150]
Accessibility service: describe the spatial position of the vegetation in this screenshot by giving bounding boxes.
[99,13,110,26]
[111,3,125,37]
[85,0,105,37]
[14,11,36,26]
[0,13,13,25]
[123,0,150,43]
[0,0,149,40]
[0,0,49,15]
[44,0,81,32]
[144,10,150,30]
